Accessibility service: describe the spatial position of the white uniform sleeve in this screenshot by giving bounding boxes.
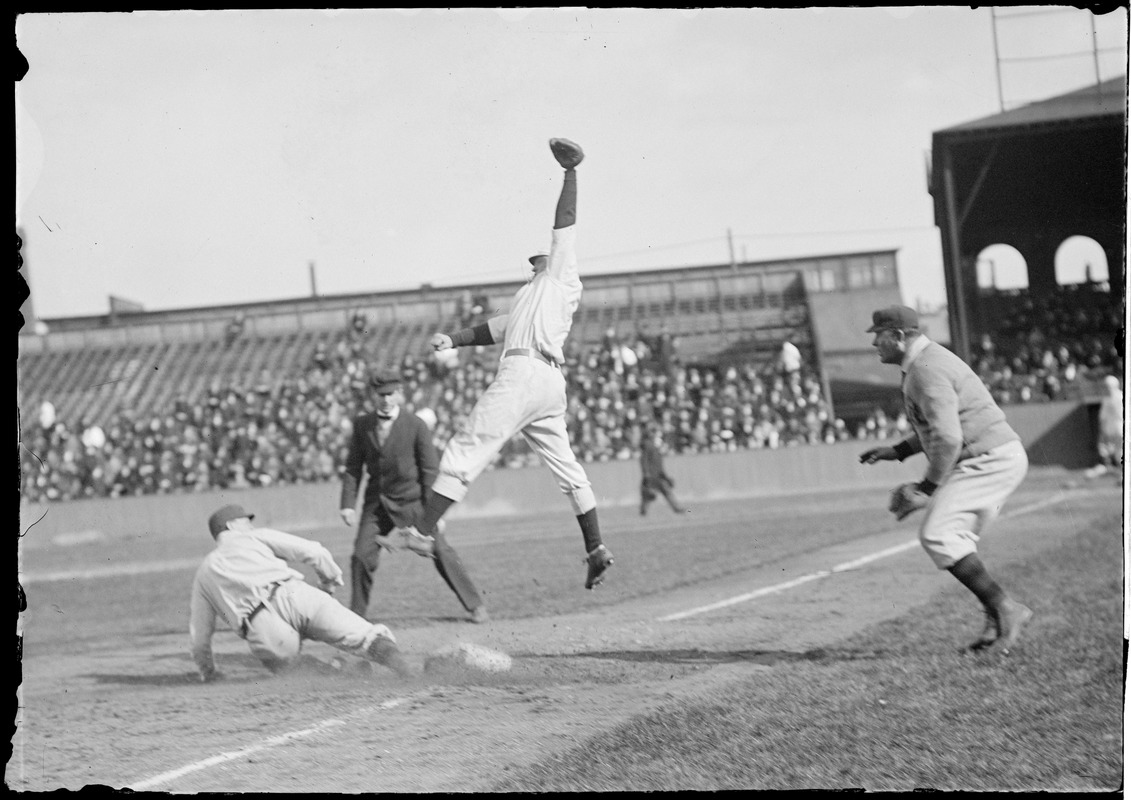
[189,575,218,678]
[255,528,344,586]
[487,314,509,342]
[547,225,578,284]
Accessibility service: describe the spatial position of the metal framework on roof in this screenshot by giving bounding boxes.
[929,75,1127,362]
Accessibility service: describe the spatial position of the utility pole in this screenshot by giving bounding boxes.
[990,8,1005,112]
[727,228,736,270]
[309,261,318,297]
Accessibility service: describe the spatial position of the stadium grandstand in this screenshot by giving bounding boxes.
[19,248,908,502]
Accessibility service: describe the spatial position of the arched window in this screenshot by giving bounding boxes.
[1055,236,1109,285]
[975,244,1028,291]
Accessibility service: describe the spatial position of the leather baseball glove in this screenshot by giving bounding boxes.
[549,138,584,169]
[888,482,930,521]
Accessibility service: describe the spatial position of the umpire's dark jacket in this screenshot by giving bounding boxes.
[339,410,438,525]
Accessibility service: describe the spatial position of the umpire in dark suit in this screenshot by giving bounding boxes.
[340,370,487,623]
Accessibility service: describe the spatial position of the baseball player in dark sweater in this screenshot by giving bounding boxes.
[859,305,1031,654]
[340,371,486,623]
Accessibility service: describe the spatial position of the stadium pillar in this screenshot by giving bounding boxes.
[940,147,971,363]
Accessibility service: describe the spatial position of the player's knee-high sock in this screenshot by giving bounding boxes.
[948,553,1006,610]
[576,508,602,554]
[554,169,577,230]
[418,492,455,535]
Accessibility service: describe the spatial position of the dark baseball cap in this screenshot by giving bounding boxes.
[208,504,254,537]
[369,370,403,394]
[866,305,920,333]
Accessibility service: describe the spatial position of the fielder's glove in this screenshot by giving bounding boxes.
[888,482,930,521]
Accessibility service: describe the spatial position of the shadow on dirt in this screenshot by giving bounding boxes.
[566,646,888,666]
[85,672,202,686]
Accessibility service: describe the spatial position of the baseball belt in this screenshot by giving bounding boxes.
[503,347,558,368]
[241,580,285,638]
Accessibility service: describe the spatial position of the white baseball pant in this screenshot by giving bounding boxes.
[432,354,596,514]
[243,579,395,671]
[917,439,1029,569]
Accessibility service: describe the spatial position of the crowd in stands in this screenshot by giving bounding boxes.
[972,283,1123,405]
[19,284,1122,504]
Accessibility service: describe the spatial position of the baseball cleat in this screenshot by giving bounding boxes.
[549,138,584,169]
[366,635,416,679]
[993,599,1033,655]
[470,605,490,624]
[584,544,614,590]
[967,611,998,652]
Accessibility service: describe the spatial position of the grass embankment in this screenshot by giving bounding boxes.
[493,512,1125,792]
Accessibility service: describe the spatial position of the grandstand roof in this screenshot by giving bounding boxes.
[929,74,1126,363]
[937,75,1126,138]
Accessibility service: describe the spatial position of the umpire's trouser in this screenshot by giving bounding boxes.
[351,500,483,617]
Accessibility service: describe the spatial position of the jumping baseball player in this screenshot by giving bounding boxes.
[189,504,414,681]
[858,305,1032,654]
[340,370,487,623]
[416,137,614,590]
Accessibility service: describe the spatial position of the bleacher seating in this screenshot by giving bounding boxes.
[21,263,1118,505]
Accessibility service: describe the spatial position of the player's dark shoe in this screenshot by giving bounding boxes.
[550,138,584,169]
[993,599,1033,655]
[367,635,416,679]
[966,611,998,652]
[584,545,613,590]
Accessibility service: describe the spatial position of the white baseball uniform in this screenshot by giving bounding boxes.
[431,224,597,515]
[189,526,395,678]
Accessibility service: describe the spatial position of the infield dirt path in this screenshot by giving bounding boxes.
[10,473,1120,792]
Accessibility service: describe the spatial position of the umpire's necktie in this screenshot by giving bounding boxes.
[376,416,392,446]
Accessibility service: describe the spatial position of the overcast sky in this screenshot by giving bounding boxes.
[16,7,1128,321]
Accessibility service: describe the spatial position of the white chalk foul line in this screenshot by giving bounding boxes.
[130,697,408,791]
[657,491,1072,623]
[21,557,203,585]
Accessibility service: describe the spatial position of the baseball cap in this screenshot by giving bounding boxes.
[208,504,254,537]
[369,370,403,394]
[866,305,920,333]
[528,250,550,266]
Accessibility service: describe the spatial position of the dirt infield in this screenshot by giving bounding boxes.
[9,469,1122,791]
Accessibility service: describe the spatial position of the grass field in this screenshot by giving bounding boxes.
[12,468,1125,792]
[493,507,1124,791]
